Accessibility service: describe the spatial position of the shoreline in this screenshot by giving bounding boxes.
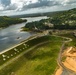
[0,16,48,54]
[0,27,5,30]
[0,33,43,54]
[0,35,32,54]
[0,21,27,30]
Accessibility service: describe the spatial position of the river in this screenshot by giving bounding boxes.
[0,16,48,52]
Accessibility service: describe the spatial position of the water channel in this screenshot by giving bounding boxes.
[0,16,48,52]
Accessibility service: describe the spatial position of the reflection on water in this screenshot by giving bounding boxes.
[0,16,48,52]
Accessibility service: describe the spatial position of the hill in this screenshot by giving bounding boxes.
[23,8,76,31]
[50,8,76,29]
[0,16,27,28]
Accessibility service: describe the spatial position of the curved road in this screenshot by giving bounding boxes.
[58,36,76,75]
[0,31,76,75]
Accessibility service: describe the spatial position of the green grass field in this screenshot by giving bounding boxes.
[59,32,76,46]
[0,35,51,66]
[0,36,63,75]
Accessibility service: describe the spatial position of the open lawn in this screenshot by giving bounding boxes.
[59,32,76,46]
[0,36,63,75]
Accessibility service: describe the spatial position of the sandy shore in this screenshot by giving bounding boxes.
[55,67,62,75]
[55,47,76,75]
[63,47,76,72]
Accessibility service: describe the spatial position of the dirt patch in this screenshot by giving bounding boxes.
[63,47,76,72]
[55,67,62,75]
[55,47,76,75]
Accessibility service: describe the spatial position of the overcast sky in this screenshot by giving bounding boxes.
[0,0,76,16]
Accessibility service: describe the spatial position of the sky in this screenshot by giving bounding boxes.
[0,0,76,16]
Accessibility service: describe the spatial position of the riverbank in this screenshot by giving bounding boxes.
[0,16,48,52]
[20,27,32,32]
[0,16,27,29]
[0,35,51,65]
[0,35,63,75]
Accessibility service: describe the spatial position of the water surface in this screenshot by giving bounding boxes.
[0,16,48,52]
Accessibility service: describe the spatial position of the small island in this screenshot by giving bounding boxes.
[0,16,27,28]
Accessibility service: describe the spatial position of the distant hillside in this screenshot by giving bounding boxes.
[22,19,51,32]
[50,8,76,29]
[10,11,62,18]
[0,16,27,28]
[10,13,45,18]
[22,8,76,31]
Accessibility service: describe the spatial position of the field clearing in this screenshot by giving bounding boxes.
[0,36,63,75]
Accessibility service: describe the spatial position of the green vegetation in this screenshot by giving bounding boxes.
[0,35,63,75]
[0,16,27,28]
[21,27,30,31]
[0,8,76,75]
[0,35,52,66]
[50,8,76,29]
[23,8,76,31]
[59,32,76,46]
[23,19,51,31]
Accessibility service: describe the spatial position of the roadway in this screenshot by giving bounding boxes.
[58,36,76,75]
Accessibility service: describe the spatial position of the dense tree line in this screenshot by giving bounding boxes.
[0,16,27,28]
[24,8,76,31]
[50,8,76,30]
[24,19,50,31]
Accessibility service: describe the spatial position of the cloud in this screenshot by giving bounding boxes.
[5,4,17,10]
[0,4,4,10]
[0,0,76,11]
[1,0,11,6]
[22,0,60,11]
[0,0,76,15]
[56,0,76,6]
